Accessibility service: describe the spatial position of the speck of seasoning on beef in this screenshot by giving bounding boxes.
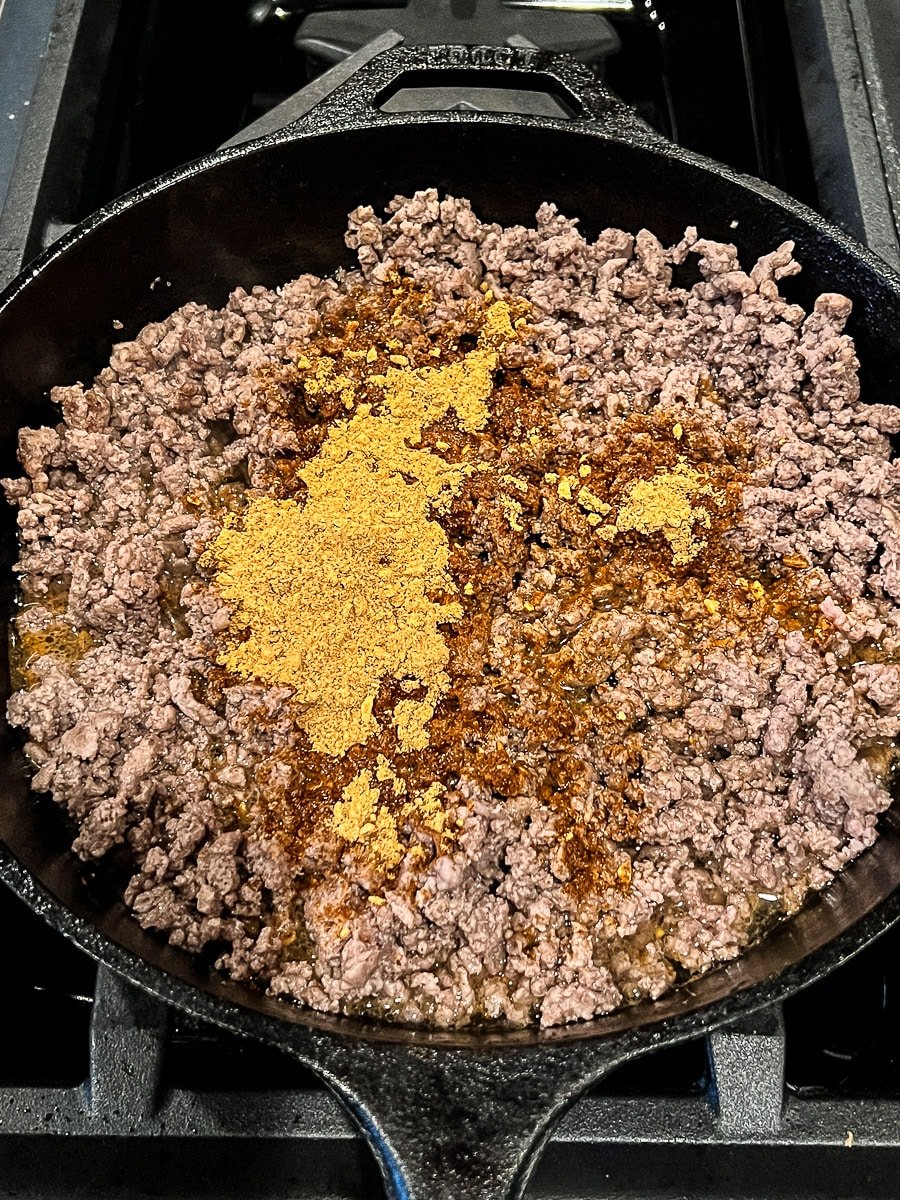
[6,190,900,1030]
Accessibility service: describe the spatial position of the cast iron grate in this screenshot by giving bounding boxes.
[5,884,900,1199]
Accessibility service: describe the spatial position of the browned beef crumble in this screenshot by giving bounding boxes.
[6,190,900,1028]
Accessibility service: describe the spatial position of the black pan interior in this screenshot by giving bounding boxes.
[3,119,900,1049]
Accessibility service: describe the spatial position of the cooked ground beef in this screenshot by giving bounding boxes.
[7,190,900,1029]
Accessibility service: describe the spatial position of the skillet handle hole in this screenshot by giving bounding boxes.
[373,68,582,120]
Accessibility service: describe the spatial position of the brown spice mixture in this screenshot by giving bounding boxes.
[199,276,830,899]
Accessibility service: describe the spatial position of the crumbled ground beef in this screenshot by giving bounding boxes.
[6,191,900,1028]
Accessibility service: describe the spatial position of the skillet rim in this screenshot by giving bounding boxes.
[2,100,900,1057]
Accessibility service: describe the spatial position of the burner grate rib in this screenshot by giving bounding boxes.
[786,0,900,268]
[1,965,897,1153]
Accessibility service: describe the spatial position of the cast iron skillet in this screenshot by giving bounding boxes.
[3,43,900,1200]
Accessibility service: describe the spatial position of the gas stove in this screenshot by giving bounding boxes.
[2,3,900,1197]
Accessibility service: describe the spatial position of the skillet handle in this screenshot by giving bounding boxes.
[273,42,656,140]
[284,1034,625,1200]
[242,37,647,1200]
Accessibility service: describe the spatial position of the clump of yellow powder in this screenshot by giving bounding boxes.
[295,354,356,409]
[331,769,455,878]
[612,458,712,565]
[205,301,517,757]
[333,769,405,872]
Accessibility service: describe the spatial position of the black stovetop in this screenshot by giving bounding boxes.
[5,874,900,1200]
[3,3,900,1197]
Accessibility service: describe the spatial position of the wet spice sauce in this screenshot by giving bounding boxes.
[199,274,832,902]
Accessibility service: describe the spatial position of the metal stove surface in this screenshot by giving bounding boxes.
[2,3,900,1197]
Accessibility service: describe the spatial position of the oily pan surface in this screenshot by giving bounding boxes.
[6,191,900,1029]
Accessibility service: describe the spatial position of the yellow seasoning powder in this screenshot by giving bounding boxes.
[205,302,516,757]
[333,769,404,872]
[614,458,712,565]
[297,355,356,410]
